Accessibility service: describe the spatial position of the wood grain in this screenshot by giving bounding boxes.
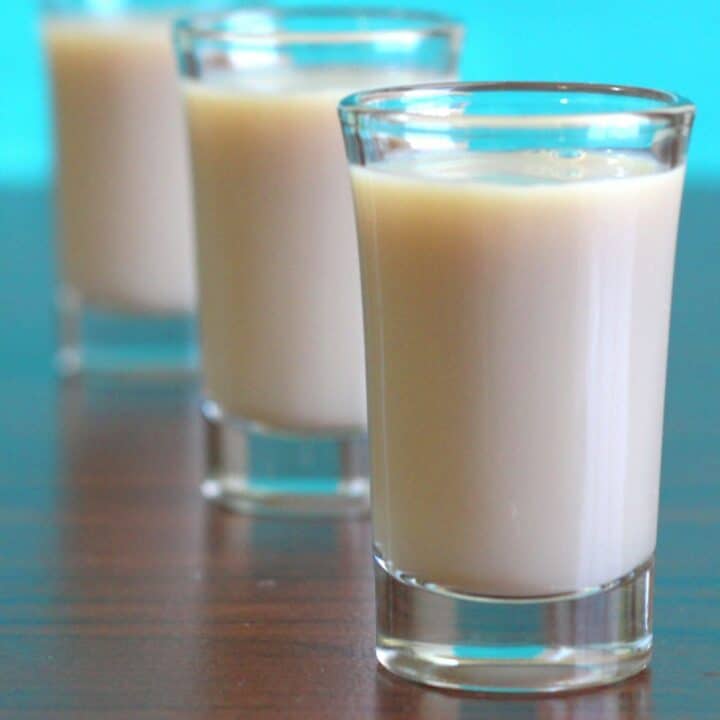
[0,187,718,717]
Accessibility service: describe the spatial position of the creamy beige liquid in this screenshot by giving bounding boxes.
[45,17,195,313]
[184,71,444,431]
[351,151,685,596]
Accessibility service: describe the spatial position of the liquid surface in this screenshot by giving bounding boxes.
[352,151,685,596]
[374,149,663,184]
[45,17,195,313]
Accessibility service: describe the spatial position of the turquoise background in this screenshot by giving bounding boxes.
[1,0,718,395]
[1,0,719,183]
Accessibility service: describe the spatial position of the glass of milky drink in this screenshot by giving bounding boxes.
[173,8,463,516]
[340,82,694,692]
[42,0,230,377]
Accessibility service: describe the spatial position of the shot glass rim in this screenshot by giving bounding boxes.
[338,81,695,129]
[173,5,463,47]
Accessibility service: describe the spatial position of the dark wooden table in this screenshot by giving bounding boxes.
[0,187,718,718]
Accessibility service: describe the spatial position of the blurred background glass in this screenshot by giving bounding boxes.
[1,0,717,417]
[2,0,718,377]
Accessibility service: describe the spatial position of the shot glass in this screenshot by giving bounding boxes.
[174,8,463,516]
[43,0,229,377]
[340,82,694,691]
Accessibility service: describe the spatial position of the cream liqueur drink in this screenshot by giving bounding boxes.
[45,17,196,313]
[352,150,684,597]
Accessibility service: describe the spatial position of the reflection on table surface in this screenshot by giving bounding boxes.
[374,670,650,719]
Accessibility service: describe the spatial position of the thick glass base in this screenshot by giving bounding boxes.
[375,552,653,694]
[201,402,370,517]
[57,290,198,378]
